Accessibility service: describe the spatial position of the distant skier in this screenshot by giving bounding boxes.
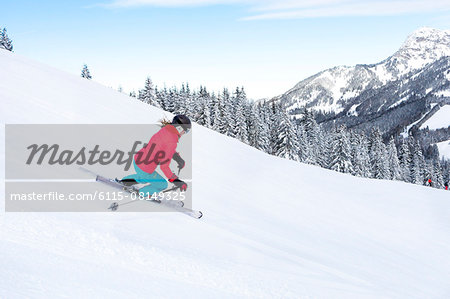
[445,182,449,191]
[119,115,191,197]
[427,178,432,187]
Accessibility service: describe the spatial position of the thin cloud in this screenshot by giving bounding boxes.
[242,0,450,20]
[98,0,450,20]
[100,0,244,8]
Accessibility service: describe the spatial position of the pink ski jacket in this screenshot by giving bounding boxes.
[135,124,180,180]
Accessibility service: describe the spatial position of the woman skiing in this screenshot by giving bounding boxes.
[119,114,190,198]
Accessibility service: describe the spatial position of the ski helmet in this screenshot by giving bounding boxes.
[172,114,191,132]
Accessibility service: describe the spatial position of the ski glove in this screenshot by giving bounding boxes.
[169,177,187,192]
[172,152,185,172]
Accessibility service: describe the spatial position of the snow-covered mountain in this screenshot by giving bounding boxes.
[1,50,450,298]
[280,27,450,117]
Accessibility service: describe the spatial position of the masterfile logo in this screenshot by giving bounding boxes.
[5,124,192,212]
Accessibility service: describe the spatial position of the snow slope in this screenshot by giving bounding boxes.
[1,50,450,298]
[420,105,450,130]
[436,140,450,160]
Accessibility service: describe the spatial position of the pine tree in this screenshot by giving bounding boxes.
[156,86,168,111]
[368,128,389,179]
[398,139,411,182]
[177,83,188,115]
[219,88,233,136]
[234,105,248,143]
[195,87,211,128]
[0,29,3,49]
[296,123,311,163]
[274,111,300,161]
[230,87,248,143]
[182,83,194,118]
[316,125,329,168]
[0,28,13,51]
[81,64,92,80]
[209,93,218,128]
[260,101,272,124]
[247,104,269,152]
[256,116,270,153]
[350,131,371,178]
[409,137,424,185]
[139,77,160,107]
[246,104,259,148]
[269,103,282,155]
[432,159,444,189]
[328,125,354,174]
[165,88,177,113]
[299,109,320,165]
[387,137,402,180]
[212,97,229,135]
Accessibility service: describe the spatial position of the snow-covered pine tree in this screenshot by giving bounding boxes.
[424,160,442,189]
[259,101,272,124]
[209,92,218,128]
[219,88,233,136]
[350,131,371,178]
[423,161,433,186]
[195,87,211,128]
[297,122,312,164]
[230,87,248,143]
[398,139,411,182]
[246,103,258,148]
[139,77,160,107]
[442,159,450,187]
[368,128,389,179]
[247,104,269,152]
[387,137,402,180]
[256,115,270,153]
[328,125,354,174]
[0,29,3,49]
[269,102,282,155]
[81,64,92,80]
[316,125,329,168]
[274,111,300,161]
[409,137,424,185]
[173,88,185,115]
[298,109,320,165]
[432,159,444,189]
[212,97,222,132]
[165,88,177,113]
[0,28,13,51]
[212,96,229,135]
[155,86,168,111]
[183,87,196,119]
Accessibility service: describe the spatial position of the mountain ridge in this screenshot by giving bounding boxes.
[281,27,450,115]
[278,27,450,150]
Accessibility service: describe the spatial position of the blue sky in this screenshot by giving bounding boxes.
[2,0,450,99]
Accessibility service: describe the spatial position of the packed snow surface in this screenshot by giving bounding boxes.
[436,140,450,160]
[420,105,450,130]
[1,50,450,298]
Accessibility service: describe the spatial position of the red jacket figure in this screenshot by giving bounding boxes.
[120,115,191,197]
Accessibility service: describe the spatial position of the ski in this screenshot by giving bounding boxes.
[91,172,202,219]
